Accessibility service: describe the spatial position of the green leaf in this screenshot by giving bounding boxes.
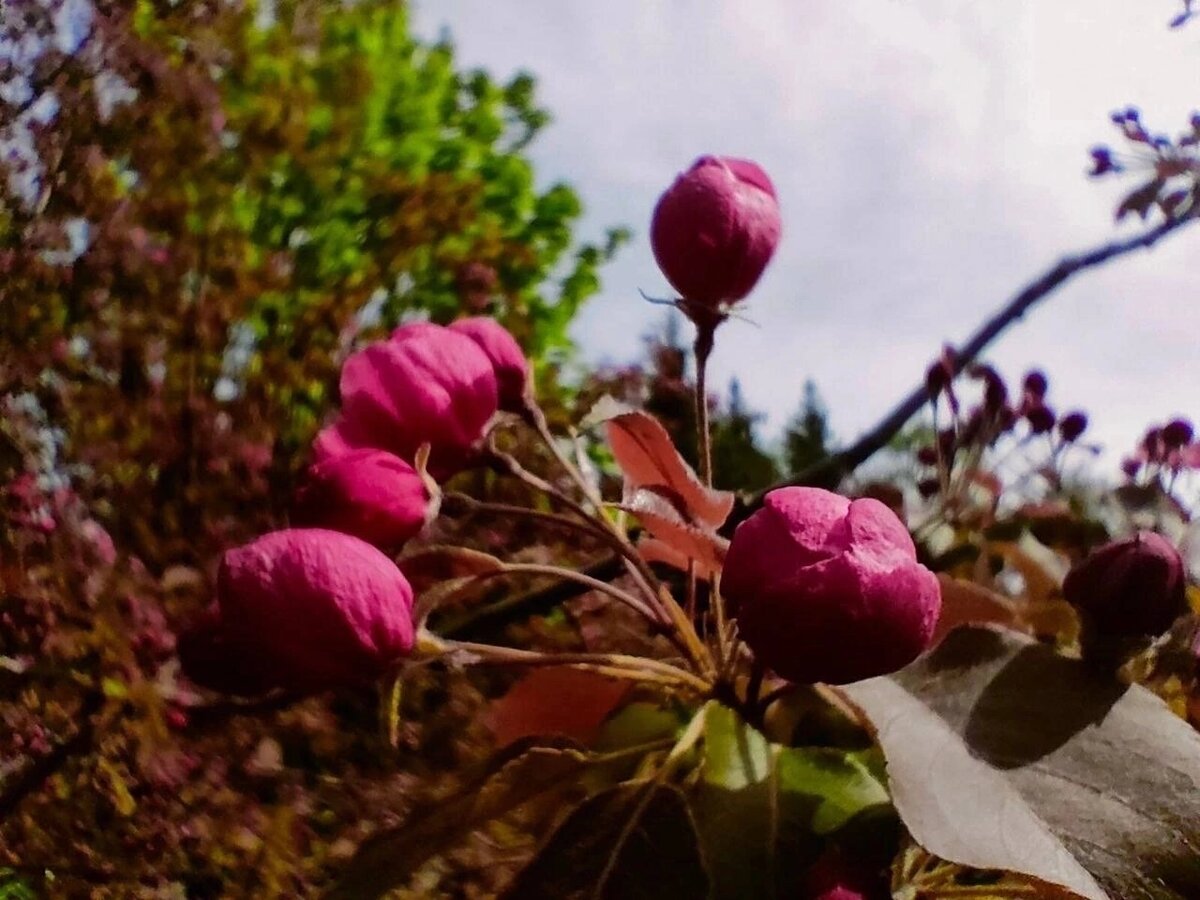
[691,704,892,898]
[702,701,770,790]
[775,746,890,835]
[593,701,685,753]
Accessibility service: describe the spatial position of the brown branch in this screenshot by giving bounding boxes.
[444,214,1197,640]
[743,211,1199,513]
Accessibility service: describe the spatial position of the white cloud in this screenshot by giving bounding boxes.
[412,0,1200,470]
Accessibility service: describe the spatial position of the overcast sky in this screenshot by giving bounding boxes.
[411,1,1200,469]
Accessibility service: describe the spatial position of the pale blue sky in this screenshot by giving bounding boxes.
[412,1,1200,468]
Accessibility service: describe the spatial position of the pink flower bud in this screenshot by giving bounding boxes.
[723,487,941,684]
[650,155,782,308]
[180,529,415,694]
[802,846,887,900]
[1063,531,1186,639]
[314,323,498,479]
[447,317,531,412]
[294,449,430,550]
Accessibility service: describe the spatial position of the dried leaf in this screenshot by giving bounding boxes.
[605,410,734,530]
[484,667,632,749]
[839,626,1200,900]
[500,783,709,899]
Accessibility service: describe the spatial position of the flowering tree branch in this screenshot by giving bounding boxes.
[746,210,1200,509]
[443,212,1198,640]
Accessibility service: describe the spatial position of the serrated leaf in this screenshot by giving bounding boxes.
[619,486,728,579]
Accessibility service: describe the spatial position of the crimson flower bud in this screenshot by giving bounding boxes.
[801,846,888,900]
[313,322,498,479]
[1058,411,1088,442]
[1063,531,1187,640]
[1163,417,1194,449]
[179,529,416,695]
[968,364,1007,413]
[1143,427,1165,463]
[447,316,531,412]
[1022,369,1048,402]
[294,449,431,551]
[915,445,938,467]
[650,155,782,309]
[1026,403,1056,434]
[723,487,941,684]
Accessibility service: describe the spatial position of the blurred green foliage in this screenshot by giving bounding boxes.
[0,0,625,565]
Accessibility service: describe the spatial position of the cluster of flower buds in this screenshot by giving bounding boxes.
[1089,107,1200,220]
[723,487,942,684]
[918,356,1089,498]
[314,318,528,479]
[1121,417,1200,480]
[650,155,782,326]
[180,317,530,695]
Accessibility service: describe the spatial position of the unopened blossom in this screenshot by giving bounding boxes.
[313,322,498,479]
[1063,531,1187,639]
[179,529,415,694]
[294,449,430,550]
[723,487,941,684]
[650,155,782,309]
[448,316,530,412]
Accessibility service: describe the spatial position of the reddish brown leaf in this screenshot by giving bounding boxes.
[605,410,734,530]
[931,574,1027,645]
[484,667,632,749]
[619,486,728,578]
